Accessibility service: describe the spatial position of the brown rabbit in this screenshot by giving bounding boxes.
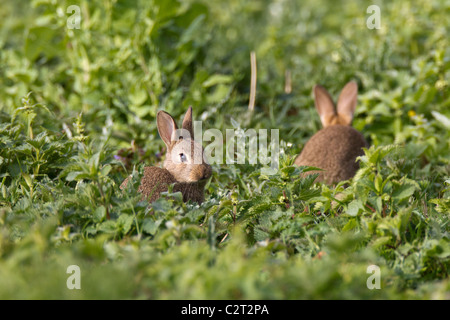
[294,81,368,184]
[121,107,212,204]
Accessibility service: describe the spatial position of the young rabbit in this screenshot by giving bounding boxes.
[294,81,368,184]
[121,107,212,204]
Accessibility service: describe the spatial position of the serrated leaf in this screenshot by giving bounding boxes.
[346,199,364,217]
[371,236,392,249]
[66,171,83,181]
[142,218,160,235]
[342,218,359,231]
[152,198,172,213]
[93,206,106,223]
[100,164,112,177]
[392,180,418,202]
[98,220,117,233]
[117,214,134,235]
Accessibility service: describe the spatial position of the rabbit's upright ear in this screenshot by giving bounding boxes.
[336,81,358,126]
[181,106,194,140]
[157,111,178,147]
[314,85,336,127]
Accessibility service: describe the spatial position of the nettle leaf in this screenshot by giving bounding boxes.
[392,178,420,202]
[281,166,297,176]
[88,152,101,173]
[152,198,173,213]
[374,196,383,214]
[342,218,359,232]
[370,236,393,249]
[253,228,270,241]
[117,214,134,235]
[93,206,106,223]
[296,187,321,201]
[366,144,399,166]
[397,206,413,233]
[7,162,28,177]
[65,171,80,182]
[142,218,163,236]
[346,199,364,217]
[98,220,117,234]
[66,171,91,182]
[14,143,34,156]
[392,184,415,202]
[377,206,413,241]
[298,166,323,173]
[100,164,112,177]
[424,239,450,259]
[243,195,274,217]
[355,176,376,195]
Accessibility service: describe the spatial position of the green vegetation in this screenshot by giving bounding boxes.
[0,0,448,299]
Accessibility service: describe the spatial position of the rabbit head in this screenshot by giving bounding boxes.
[314,81,358,128]
[157,107,212,183]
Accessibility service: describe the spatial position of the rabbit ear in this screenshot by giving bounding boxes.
[157,111,178,147]
[336,81,358,125]
[314,85,336,127]
[181,106,194,139]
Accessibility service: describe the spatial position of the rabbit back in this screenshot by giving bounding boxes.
[139,166,207,203]
[122,166,207,203]
[137,166,177,202]
[294,125,367,184]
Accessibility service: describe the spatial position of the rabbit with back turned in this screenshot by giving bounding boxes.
[294,81,368,184]
[121,107,212,204]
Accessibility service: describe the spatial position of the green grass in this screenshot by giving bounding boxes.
[0,0,449,299]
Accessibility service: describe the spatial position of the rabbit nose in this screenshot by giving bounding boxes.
[191,166,211,181]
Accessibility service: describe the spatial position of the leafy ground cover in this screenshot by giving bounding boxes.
[0,0,449,299]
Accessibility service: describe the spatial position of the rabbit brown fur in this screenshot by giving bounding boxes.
[120,107,212,204]
[295,81,368,184]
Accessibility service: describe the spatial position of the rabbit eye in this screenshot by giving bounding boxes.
[179,153,187,162]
